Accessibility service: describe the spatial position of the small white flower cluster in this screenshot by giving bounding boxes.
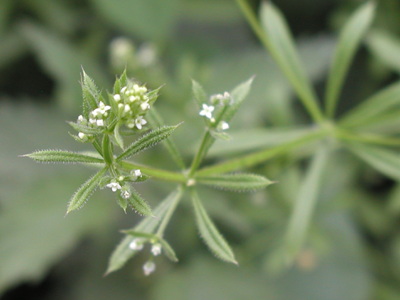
[198,91,231,131]
[105,170,142,199]
[112,82,151,130]
[75,101,112,141]
[128,238,163,276]
[89,101,111,127]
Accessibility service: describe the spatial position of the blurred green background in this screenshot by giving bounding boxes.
[2,0,400,299]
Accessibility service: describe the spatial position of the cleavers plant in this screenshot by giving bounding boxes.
[24,0,400,277]
[24,68,273,275]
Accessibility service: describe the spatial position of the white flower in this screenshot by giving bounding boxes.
[77,115,85,122]
[151,244,162,256]
[218,121,229,131]
[129,238,144,251]
[78,132,87,140]
[134,116,147,129]
[97,101,111,115]
[129,95,137,102]
[106,181,122,192]
[121,86,127,94]
[143,261,156,276]
[96,119,104,127]
[141,101,150,110]
[131,169,142,180]
[199,104,214,119]
[121,190,131,199]
[124,104,131,113]
[113,94,121,102]
[210,92,231,105]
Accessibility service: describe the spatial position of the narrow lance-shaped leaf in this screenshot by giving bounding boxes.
[147,108,186,169]
[284,145,328,265]
[209,130,231,141]
[260,2,323,122]
[23,150,104,164]
[340,81,400,128]
[347,142,400,181]
[220,77,253,123]
[192,79,208,108]
[117,194,128,212]
[81,69,101,117]
[106,187,183,274]
[117,124,181,160]
[68,121,102,135]
[113,123,124,149]
[367,29,400,74]
[126,187,152,216]
[209,126,312,157]
[196,173,274,192]
[325,1,375,117]
[67,167,108,214]
[113,69,128,94]
[191,189,237,264]
[158,238,178,262]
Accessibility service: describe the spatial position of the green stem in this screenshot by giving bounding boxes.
[336,129,400,147]
[196,128,326,176]
[119,161,186,183]
[189,131,213,176]
[156,185,184,237]
[236,0,324,124]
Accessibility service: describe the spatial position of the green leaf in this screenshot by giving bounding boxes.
[209,130,232,141]
[196,173,274,192]
[209,127,312,157]
[197,128,325,176]
[81,69,101,116]
[325,2,375,117]
[158,238,178,262]
[340,81,400,128]
[147,108,186,169]
[23,150,104,164]
[105,187,183,274]
[68,121,102,135]
[260,2,323,122]
[126,188,152,216]
[113,69,128,94]
[221,77,254,123]
[117,124,181,160]
[284,145,328,264]
[347,142,400,181]
[67,167,108,214]
[117,194,128,212]
[367,29,400,73]
[191,190,237,264]
[192,79,208,108]
[113,123,124,149]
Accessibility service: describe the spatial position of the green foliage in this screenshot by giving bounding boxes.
[191,190,237,264]
[67,167,108,214]
[196,173,274,192]
[325,2,375,117]
[117,125,181,160]
[22,150,104,164]
[6,0,400,298]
